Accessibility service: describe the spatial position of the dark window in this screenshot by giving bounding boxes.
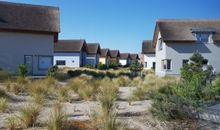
[182,59,189,66]
[56,60,66,65]
[158,38,163,50]
[152,62,156,69]
[162,59,171,70]
[145,62,147,67]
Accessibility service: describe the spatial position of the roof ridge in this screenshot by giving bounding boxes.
[157,19,220,23]
[0,1,59,9]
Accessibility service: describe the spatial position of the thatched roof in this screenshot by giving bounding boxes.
[0,1,60,33]
[86,43,101,54]
[110,50,120,58]
[120,53,130,59]
[100,48,110,57]
[153,19,220,46]
[54,40,86,52]
[142,40,155,54]
[130,54,140,60]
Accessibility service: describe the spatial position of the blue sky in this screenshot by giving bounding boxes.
[3,0,220,53]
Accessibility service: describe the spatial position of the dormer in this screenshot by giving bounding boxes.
[191,29,215,43]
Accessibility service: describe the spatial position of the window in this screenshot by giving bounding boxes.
[158,38,163,50]
[145,62,147,67]
[152,62,156,69]
[182,59,189,66]
[38,56,53,70]
[56,60,66,65]
[162,59,171,70]
[196,33,210,43]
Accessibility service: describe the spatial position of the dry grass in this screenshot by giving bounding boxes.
[47,102,67,130]
[5,77,29,95]
[19,103,41,128]
[5,115,21,130]
[112,76,132,87]
[0,98,8,113]
[129,74,179,101]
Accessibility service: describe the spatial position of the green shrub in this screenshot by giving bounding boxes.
[109,63,119,69]
[18,64,28,78]
[129,60,143,76]
[84,65,95,69]
[97,63,108,70]
[0,69,11,81]
[47,66,58,78]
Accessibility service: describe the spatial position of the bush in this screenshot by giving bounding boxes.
[47,66,58,78]
[109,63,119,69]
[0,98,8,113]
[0,69,11,81]
[18,64,28,77]
[19,103,41,128]
[129,60,143,76]
[97,63,108,70]
[84,65,95,69]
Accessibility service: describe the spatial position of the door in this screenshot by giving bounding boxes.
[24,55,33,75]
[152,62,156,70]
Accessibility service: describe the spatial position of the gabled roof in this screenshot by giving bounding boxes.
[0,1,60,33]
[86,43,101,54]
[120,53,131,59]
[153,19,220,46]
[142,40,155,54]
[110,50,120,58]
[100,48,110,57]
[130,54,140,60]
[54,40,86,52]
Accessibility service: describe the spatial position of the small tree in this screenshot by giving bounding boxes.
[129,60,143,76]
[47,66,58,78]
[181,52,213,92]
[18,64,28,78]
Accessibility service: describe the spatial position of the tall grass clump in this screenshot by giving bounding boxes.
[28,78,58,104]
[6,115,21,130]
[5,77,29,95]
[89,78,119,130]
[0,88,9,98]
[0,98,8,113]
[0,69,11,82]
[47,102,67,130]
[19,103,41,128]
[112,76,131,87]
[57,87,70,102]
[68,75,100,100]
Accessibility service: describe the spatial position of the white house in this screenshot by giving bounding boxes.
[119,53,131,66]
[85,43,101,67]
[54,40,87,68]
[0,1,60,75]
[142,40,156,70]
[153,19,220,76]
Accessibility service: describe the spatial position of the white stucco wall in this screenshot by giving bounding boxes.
[155,32,167,76]
[53,53,81,68]
[0,31,54,75]
[119,59,127,66]
[155,31,220,76]
[144,54,156,70]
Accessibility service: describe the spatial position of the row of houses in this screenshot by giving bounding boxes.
[142,19,220,76]
[0,2,140,76]
[54,40,139,68]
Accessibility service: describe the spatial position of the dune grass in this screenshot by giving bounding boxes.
[5,115,21,130]
[19,103,41,128]
[47,102,67,130]
[0,98,8,113]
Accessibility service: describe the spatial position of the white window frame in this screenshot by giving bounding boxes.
[161,59,172,71]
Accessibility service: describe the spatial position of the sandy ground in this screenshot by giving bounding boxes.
[0,86,153,130]
[1,84,220,130]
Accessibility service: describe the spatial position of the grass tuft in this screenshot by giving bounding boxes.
[0,98,8,113]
